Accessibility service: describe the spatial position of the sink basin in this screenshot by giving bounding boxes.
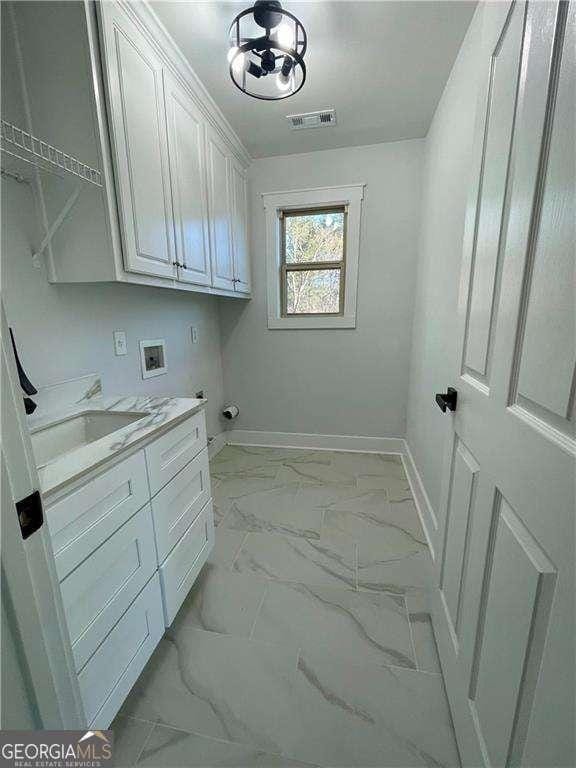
[30,410,147,467]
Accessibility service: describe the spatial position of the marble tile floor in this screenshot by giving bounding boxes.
[112,446,458,768]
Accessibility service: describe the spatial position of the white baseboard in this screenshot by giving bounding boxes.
[225,429,405,454]
[401,442,438,562]
[207,431,227,459]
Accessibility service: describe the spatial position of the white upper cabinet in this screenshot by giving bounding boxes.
[99,3,176,280]
[23,1,251,296]
[163,71,211,287]
[206,126,235,291]
[230,159,251,294]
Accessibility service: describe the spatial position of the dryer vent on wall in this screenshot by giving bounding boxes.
[287,109,337,130]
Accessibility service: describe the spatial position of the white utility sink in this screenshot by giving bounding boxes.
[30,410,147,468]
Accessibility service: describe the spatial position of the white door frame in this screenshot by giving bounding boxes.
[1,303,84,729]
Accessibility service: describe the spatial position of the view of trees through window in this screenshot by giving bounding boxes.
[283,208,345,315]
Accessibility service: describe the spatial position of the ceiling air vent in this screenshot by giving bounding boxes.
[287,109,337,130]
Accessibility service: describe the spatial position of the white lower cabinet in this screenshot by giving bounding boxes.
[79,573,164,728]
[145,411,207,495]
[48,451,149,581]
[47,409,214,726]
[150,447,211,563]
[60,504,157,672]
[159,499,215,626]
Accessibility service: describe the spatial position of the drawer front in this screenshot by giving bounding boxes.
[79,573,164,728]
[60,505,157,672]
[47,451,149,582]
[159,499,214,626]
[145,411,206,495]
[151,447,211,563]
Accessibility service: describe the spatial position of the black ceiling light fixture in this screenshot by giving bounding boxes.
[227,0,307,101]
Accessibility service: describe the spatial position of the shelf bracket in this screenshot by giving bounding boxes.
[32,183,82,266]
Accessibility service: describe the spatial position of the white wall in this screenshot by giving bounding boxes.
[219,140,424,438]
[1,183,225,438]
[406,4,485,513]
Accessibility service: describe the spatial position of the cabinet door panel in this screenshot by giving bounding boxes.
[145,411,207,496]
[206,128,234,290]
[164,71,211,286]
[79,573,164,728]
[151,447,211,563]
[47,451,149,582]
[60,505,157,673]
[99,4,175,279]
[159,499,214,626]
[230,160,251,293]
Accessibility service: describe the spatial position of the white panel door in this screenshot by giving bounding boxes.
[99,3,176,279]
[432,3,575,767]
[206,127,234,290]
[163,70,212,287]
[230,159,251,293]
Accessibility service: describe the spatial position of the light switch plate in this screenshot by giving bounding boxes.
[113,330,127,356]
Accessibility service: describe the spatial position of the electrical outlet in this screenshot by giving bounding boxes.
[191,327,199,344]
[195,390,204,399]
[113,330,127,356]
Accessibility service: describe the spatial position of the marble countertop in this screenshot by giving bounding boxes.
[30,393,206,499]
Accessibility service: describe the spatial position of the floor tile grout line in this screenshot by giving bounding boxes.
[404,596,420,671]
[248,580,269,640]
[117,713,159,727]
[131,718,288,757]
[132,719,157,766]
[229,531,249,570]
[176,623,442,679]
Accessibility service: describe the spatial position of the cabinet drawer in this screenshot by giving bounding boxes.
[159,499,214,626]
[151,447,211,563]
[145,411,206,495]
[60,505,157,672]
[79,573,164,728]
[47,451,149,581]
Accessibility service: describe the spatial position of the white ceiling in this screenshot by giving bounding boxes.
[151,1,477,158]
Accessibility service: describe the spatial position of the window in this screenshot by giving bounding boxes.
[263,185,364,329]
[281,207,346,317]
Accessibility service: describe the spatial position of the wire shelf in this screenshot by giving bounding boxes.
[1,119,102,187]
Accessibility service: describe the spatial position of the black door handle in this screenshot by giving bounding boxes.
[435,387,457,413]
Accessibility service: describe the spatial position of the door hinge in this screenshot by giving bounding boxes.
[15,490,44,539]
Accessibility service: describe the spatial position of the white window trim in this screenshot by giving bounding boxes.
[263,184,365,329]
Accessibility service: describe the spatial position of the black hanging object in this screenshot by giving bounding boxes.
[23,397,37,415]
[9,328,37,396]
[228,1,307,100]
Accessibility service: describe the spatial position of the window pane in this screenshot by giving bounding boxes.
[285,210,344,264]
[286,269,341,315]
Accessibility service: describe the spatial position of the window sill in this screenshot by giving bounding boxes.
[267,314,356,330]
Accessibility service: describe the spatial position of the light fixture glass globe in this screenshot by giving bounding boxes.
[228,46,246,75]
[277,71,292,91]
[275,22,294,49]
